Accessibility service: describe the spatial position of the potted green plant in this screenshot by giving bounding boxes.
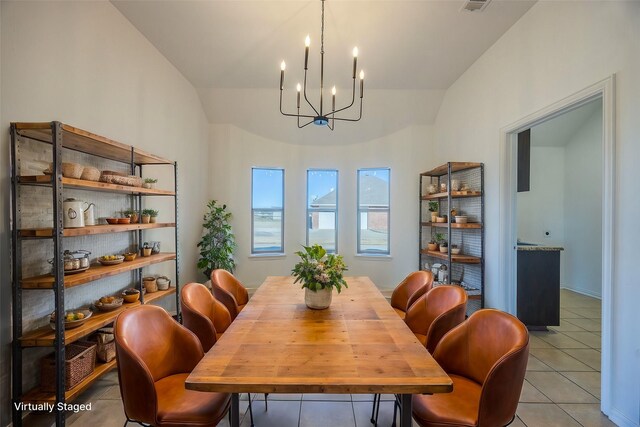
[427,238,438,252]
[439,241,449,254]
[142,209,157,224]
[142,178,158,189]
[292,244,348,310]
[196,200,236,279]
[451,244,461,255]
[123,209,139,223]
[428,201,439,222]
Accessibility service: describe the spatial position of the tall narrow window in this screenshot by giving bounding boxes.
[307,169,338,252]
[251,168,284,254]
[357,168,390,255]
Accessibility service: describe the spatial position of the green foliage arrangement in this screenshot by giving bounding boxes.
[142,209,158,217]
[197,200,236,279]
[143,178,158,184]
[428,201,439,212]
[291,244,348,293]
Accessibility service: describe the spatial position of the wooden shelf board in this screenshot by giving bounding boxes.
[13,122,173,165]
[421,162,483,177]
[19,222,176,238]
[420,250,481,264]
[20,287,176,347]
[21,359,117,404]
[18,175,175,196]
[421,191,482,200]
[421,222,482,229]
[21,253,176,289]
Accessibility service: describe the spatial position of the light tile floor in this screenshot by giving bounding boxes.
[24,289,615,426]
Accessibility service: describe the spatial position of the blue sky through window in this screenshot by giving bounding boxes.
[252,168,284,209]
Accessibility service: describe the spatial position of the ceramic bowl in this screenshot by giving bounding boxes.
[123,252,137,262]
[122,289,140,303]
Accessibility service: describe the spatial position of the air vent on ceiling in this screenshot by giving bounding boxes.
[461,0,491,12]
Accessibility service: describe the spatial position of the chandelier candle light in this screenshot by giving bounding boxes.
[279,0,364,130]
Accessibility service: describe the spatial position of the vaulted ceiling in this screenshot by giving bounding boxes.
[113,0,536,142]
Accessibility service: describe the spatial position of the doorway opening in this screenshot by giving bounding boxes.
[499,76,615,416]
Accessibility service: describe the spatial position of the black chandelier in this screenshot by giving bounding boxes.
[279,0,364,130]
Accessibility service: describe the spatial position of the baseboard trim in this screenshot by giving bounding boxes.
[560,286,602,300]
[608,407,638,427]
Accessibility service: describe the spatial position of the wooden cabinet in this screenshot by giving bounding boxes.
[10,122,180,426]
[419,162,484,314]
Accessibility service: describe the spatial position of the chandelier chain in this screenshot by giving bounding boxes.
[321,0,325,55]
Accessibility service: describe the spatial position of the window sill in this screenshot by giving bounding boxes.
[249,253,286,259]
[354,254,393,260]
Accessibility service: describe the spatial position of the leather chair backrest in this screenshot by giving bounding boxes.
[114,305,204,424]
[390,271,433,313]
[433,309,529,427]
[182,282,232,351]
[211,269,249,319]
[404,285,467,353]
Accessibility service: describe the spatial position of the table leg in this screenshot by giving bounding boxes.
[400,394,412,427]
[230,393,240,427]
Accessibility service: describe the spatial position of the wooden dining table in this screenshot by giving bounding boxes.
[185,276,452,427]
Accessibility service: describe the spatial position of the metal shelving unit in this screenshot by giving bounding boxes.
[419,162,485,314]
[10,121,180,426]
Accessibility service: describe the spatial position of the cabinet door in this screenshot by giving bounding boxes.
[517,251,560,327]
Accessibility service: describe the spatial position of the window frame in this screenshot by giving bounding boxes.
[356,167,391,256]
[251,167,285,255]
[306,169,339,253]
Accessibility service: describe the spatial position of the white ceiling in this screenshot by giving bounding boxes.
[531,98,602,147]
[112,0,536,141]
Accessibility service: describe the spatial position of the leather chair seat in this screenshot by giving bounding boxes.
[156,374,230,427]
[390,271,433,319]
[412,374,480,427]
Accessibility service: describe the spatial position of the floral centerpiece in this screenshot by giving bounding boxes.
[291,244,348,309]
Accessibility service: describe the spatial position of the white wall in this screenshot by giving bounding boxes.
[209,123,433,290]
[0,1,209,424]
[564,107,603,298]
[433,1,639,424]
[516,146,565,245]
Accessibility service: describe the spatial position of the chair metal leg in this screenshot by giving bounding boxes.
[247,393,255,427]
[264,392,269,411]
[370,394,378,424]
[374,395,381,425]
[391,398,397,427]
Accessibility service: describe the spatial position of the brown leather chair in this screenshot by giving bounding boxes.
[372,286,467,425]
[404,285,468,352]
[114,305,230,427]
[390,271,434,319]
[211,269,249,320]
[412,309,530,427]
[182,282,232,352]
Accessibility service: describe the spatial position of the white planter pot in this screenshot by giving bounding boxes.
[305,287,332,310]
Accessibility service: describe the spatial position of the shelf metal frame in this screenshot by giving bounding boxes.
[419,162,485,310]
[10,121,180,426]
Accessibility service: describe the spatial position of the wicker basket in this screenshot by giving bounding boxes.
[80,166,100,181]
[61,162,84,179]
[143,276,158,293]
[41,341,96,391]
[88,328,115,363]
